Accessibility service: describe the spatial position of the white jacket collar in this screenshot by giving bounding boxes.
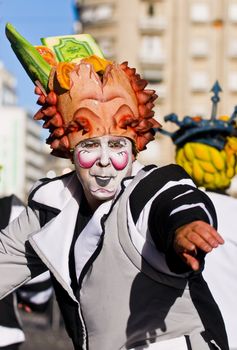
[29,172,81,301]
[31,171,81,210]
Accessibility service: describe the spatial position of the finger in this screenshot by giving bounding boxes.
[185,230,213,253]
[174,235,197,254]
[182,252,200,271]
[192,227,224,249]
[175,227,213,252]
[208,227,224,244]
[191,221,224,245]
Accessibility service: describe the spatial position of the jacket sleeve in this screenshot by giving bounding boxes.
[0,205,47,299]
[146,165,217,272]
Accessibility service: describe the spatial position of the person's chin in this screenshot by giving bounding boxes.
[91,188,115,201]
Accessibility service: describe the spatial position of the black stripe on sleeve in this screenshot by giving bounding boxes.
[129,164,193,223]
[148,185,217,253]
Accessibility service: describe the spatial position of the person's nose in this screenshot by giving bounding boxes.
[96,148,111,167]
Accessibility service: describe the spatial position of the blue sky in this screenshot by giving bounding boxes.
[0,0,76,113]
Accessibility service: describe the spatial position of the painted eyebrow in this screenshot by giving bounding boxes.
[79,139,100,147]
[109,139,127,144]
[79,137,127,148]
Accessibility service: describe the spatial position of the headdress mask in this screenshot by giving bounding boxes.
[6,23,161,159]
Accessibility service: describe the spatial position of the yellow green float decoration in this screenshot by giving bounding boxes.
[159,82,237,191]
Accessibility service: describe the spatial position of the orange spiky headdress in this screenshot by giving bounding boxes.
[35,61,160,158]
[5,23,161,159]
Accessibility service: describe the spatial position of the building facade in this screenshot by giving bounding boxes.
[74,0,237,165]
[0,62,46,201]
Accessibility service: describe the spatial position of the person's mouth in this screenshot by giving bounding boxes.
[95,176,113,187]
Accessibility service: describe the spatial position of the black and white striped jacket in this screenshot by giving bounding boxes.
[0,163,228,349]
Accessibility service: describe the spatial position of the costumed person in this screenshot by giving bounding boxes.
[159,81,237,350]
[0,195,25,350]
[0,194,53,350]
[0,23,229,350]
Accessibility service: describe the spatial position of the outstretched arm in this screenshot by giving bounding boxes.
[174,220,224,271]
[139,164,221,273]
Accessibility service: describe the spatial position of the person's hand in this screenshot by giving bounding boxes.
[174,220,224,271]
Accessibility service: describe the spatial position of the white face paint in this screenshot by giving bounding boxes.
[74,135,134,209]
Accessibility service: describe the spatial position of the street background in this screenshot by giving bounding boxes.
[19,298,74,350]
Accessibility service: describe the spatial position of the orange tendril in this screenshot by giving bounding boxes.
[120,61,161,151]
[35,46,57,66]
[56,62,76,90]
[81,55,112,73]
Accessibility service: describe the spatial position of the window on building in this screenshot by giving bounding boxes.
[1,83,17,106]
[228,39,237,57]
[97,37,115,58]
[228,3,237,22]
[190,72,209,91]
[142,69,163,83]
[94,4,113,22]
[190,3,210,23]
[80,7,94,23]
[139,2,166,31]
[147,3,155,17]
[190,38,209,57]
[140,36,165,63]
[148,82,166,99]
[228,72,237,91]
[190,105,208,117]
[81,4,113,24]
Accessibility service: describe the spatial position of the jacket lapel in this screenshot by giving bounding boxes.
[29,172,81,301]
